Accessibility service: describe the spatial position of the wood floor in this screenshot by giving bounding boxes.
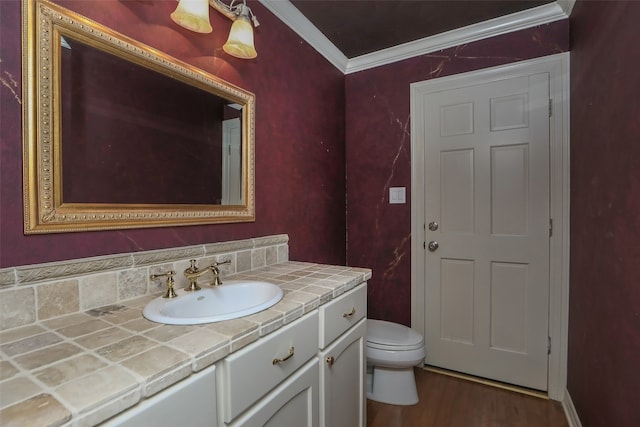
[367,368,569,427]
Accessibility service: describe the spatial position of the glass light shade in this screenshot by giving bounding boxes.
[171,0,213,34]
[223,16,257,59]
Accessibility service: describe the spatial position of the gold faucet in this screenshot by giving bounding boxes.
[150,270,178,299]
[183,259,231,291]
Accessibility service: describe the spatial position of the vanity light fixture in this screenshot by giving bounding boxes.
[171,0,259,59]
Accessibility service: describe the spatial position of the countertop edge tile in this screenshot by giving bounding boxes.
[142,362,192,398]
[0,393,71,427]
[72,387,141,427]
[192,344,231,372]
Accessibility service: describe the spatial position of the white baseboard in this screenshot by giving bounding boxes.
[562,389,583,427]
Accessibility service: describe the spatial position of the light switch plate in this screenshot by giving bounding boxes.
[389,187,406,204]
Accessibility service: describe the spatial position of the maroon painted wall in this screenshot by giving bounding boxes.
[0,0,346,268]
[568,1,640,425]
[345,21,569,326]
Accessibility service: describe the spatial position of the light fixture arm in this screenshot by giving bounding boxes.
[208,0,237,21]
[209,0,260,27]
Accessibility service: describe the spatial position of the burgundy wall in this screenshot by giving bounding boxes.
[345,21,569,326]
[568,1,640,425]
[0,0,346,268]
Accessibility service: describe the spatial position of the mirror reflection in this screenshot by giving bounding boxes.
[60,35,244,206]
[22,0,255,234]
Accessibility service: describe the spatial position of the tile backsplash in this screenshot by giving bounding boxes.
[0,235,289,331]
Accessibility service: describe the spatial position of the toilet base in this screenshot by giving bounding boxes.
[366,365,419,406]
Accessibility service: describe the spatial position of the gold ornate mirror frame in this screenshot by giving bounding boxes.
[22,0,255,234]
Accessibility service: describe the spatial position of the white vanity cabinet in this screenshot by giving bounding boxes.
[217,283,368,427]
[318,284,368,427]
[226,358,319,426]
[102,283,368,427]
[319,319,366,427]
[217,312,319,426]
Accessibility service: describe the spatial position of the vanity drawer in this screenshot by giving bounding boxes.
[217,311,319,423]
[319,283,367,349]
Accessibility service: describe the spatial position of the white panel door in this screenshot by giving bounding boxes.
[222,117,242,205]
[422,73,550,390]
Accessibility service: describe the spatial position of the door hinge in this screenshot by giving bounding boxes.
[549,218,553,237]
[548,336,552,355]
[423,241,426,250]
[549,99,553,117]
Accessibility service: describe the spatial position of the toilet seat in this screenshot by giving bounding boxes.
[367,340,424,351]
[366,319,424,351]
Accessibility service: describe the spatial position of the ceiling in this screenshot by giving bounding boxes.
[289,0,556,58]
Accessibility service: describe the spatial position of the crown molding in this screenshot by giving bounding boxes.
[345,2,569,74]
[258,0,348,71]
[259,1,571,75]
[557,0,576,16]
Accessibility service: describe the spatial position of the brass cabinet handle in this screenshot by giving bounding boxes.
[325,356,335,367]
[343,307,356,318]
[272,347,295,365]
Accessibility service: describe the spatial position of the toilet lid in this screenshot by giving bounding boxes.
[367,319,424,350]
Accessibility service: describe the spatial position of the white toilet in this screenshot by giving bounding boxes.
[366,319,425,405]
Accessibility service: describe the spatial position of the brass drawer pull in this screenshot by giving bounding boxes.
[343,307,356,318]
[272,347,295,365]
[325,356,335,367]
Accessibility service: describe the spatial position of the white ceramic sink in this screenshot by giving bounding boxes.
[143,280,283,325]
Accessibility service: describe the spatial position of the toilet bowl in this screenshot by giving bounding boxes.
[366,319,425,405]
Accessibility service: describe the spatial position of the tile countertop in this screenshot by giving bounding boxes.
[0,262,371,427]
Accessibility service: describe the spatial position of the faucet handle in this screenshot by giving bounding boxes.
[212,259,231,267]
[210,259,231,286]
[150,270,178,299]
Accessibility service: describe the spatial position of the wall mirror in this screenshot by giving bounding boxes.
[22,0,255,234]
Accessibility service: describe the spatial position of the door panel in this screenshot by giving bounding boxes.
[491,144,529,235]
[440,258,474,344]
[423,73,550,390]
[490,261,528,352]
[440,149,475,233]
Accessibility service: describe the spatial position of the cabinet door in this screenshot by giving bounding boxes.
[229,359,319,427]
[319,318,367,427]
[219,312,319,422]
